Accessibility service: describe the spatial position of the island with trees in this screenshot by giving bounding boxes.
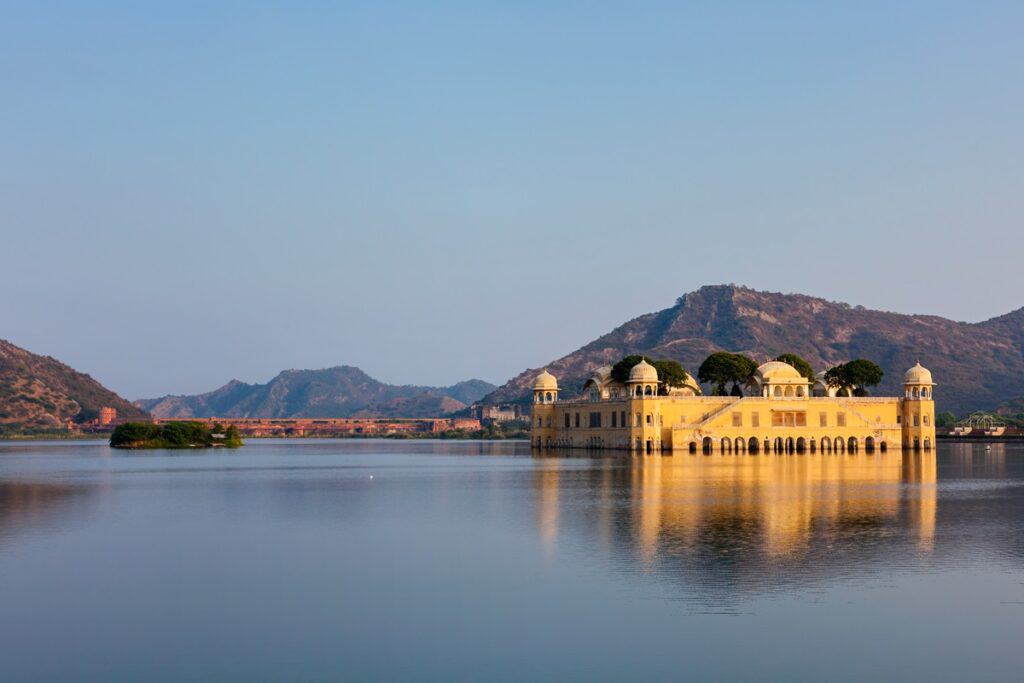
[110,421,243,449]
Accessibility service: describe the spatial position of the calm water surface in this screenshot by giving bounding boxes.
[1,439,1022,682]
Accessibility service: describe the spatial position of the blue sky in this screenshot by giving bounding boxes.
[3,2,1023,398]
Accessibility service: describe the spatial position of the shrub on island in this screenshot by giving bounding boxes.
[110,421,243,449]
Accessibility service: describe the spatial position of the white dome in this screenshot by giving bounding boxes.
[904,361,933,385]
[533,369,558,391]
[754,361,803,383]
[628,359,659,383]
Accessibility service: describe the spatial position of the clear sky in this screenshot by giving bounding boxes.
[3,2,1023,399]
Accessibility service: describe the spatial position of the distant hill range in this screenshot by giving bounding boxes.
[481,285,1024,415]
[136,367,495,419]
[0,339,149,435]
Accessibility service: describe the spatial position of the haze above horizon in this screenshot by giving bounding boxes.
[3,2,1023,398]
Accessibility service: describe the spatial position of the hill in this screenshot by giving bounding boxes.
[481,285,1024,414]
[136,366,495,419]
[0,339,149,435]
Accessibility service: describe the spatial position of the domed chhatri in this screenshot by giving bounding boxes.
[533,369,558,391]
[750,360,810,399]
[628,359,659,383]
[903,361,934,385]
[530,353,937,455]
[754,361,802,382]
[532,369,559,405]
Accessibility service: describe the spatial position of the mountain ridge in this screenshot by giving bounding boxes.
[0,339,149,434]
[136,366,495,419]
[482,285,1024,414]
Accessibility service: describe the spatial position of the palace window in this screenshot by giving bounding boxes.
[564,413,570,428]
[611,411,617,428]
[575,413,580,428]
[589,412,601,428]
[897,415,902,424]
[732,413,743,427]
[820,412,827,427]
[772,411,807,427]
[646,414,652,425]
[621,411,626,427]
[923,414,930,426]
[837,413,846,427]
[635,412,641,427]
[537,417,542,427]
[752,413,760,428]
[913,415,919,426]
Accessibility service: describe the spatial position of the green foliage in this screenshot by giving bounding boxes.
[774,353,815,381]
[110,422,244,449]
[698,352,757,395]
[824,359,884,396]
[651,359,689,395]
[610,355,654,384]
[223,425,243,448]
[936,411,957,428]
[110,422,162,446]
[611,356,691,395]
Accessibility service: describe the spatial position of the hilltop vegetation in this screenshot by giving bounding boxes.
[482,284,1024,414]
[0,339,148,436]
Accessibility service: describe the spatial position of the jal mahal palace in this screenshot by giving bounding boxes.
[530,359,936,454]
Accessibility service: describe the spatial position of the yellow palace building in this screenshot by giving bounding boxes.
[530,359,936,454]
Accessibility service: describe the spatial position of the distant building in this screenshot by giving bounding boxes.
[152,416,481,437]
[478,404,525,423]
[531,360,936,454]
[97,406,117,426]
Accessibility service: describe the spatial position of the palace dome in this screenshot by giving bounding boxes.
[628,359,659,383]
[533,369,558,391]
[754,360,803,383]
[903,361,933,385]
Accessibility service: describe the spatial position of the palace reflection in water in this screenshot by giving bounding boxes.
[2,440,1023,682]
[534,451,938,598]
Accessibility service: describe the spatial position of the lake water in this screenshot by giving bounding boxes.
[1,439,1022,682]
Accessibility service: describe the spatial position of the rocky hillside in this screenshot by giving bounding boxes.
[0,339,149,435]
[136,366,495,419]
[482,285,1024,414]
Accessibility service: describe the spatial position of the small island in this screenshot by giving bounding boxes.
[110,421,243,449]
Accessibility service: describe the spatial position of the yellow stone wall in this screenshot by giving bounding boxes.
[532,392,935,453]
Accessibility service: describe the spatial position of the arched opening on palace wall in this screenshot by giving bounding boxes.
[848,436,858,453]
[748,437,759,454]
[689,441,697,454]
[821,436,831,453]
[773,437,783,454]
[721,438,732,454]
[865,436,875,453]
[735,437,745,454]
[835,437,845,454]
[796,437,806,454]
[879,441,888,453]
[702,437,713,455]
